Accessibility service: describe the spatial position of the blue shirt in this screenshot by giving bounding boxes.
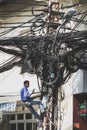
[20,86,32,101]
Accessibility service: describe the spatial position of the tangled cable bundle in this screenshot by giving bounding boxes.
[0,1,87,87]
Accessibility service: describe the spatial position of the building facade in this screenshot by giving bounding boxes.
[0,100,38,130]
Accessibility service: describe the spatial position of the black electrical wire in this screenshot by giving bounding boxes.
[0,0,47,6]
[71,17,87,25]
[0,31,87,75]
[0,55,16,66]
[74,10,87,16]
[0,13,45,37]
[1,14,39,17]
[0,60,22,73]
[31,4,46,16]
[0,46,22,56]
[42,72,59,86]
[0,20,45,25]
[0,24,45,28]
[0,2,87,125]
[60,1,87,9]
[0,8,47,13]
[1,1,86,36]
[73,11,87,30]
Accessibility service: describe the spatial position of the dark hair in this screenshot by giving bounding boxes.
[24,80,29,85]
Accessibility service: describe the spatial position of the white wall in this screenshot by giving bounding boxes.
[57,76,73,130]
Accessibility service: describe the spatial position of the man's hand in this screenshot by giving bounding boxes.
[32,88,35,94]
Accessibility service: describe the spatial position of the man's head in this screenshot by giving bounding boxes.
[24,80,29,87]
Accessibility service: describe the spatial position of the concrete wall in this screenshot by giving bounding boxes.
[57,77,73,130]
[72,70,87,94]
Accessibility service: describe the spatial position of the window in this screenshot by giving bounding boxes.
[6,112,37,130]
[10,114,15,120]
[17,114,24,120]
[26,123,32,130]
[18,123,24,130]
[25,113,32,119]
[10,124,16,130]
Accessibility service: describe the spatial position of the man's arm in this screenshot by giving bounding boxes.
[24,88,32,98]
[24,88,35,98]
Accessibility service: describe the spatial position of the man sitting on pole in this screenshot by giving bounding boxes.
[20,80,45,121]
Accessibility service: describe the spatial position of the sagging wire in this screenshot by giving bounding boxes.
[69,10,87,25]
[42,72,59,86]
[0,1,47,6]
[0,30,86,73]
[0,9,47,13]
[0,2,47,37]
[52,5,87,53]
[0,0,86,110]
[0,55,20,68]
[30,5,47,34]
[73,11,87,30]
[60,1,87,9]
[0,30,86,45]
[73,10,87,16]
[0,59,22,73]
[31,4,46,16]
[1,14,40,17]
[71,17,87,25]
[0,24,45,28]
[0,1,86,128]
[0,13,45,37]
[0,46,22,56]
[0,55,16,66]
[0,21,45,25]
[0,9,46,17]
[0,2,87,38]
[52,9,77,54]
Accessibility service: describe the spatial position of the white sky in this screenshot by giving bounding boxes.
[0,67,39,95]
[0,53,39,97]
